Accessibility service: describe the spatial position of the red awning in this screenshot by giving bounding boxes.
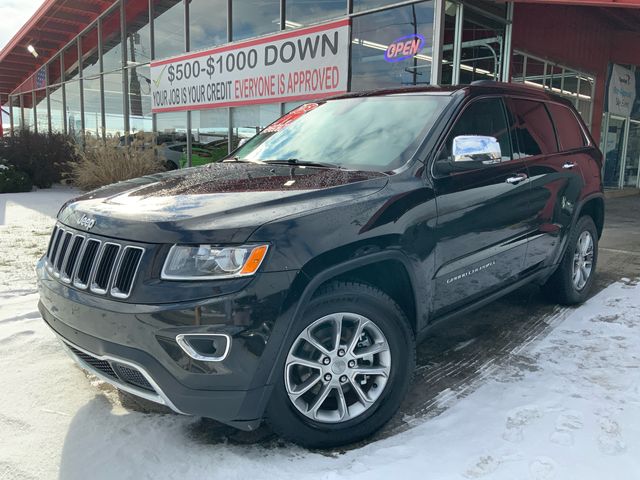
[0,0,113,104]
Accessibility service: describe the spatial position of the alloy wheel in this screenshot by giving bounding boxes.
[572,230,594,290]
[284,312,391,423]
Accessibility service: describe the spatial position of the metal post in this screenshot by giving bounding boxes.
[431,0,445,86]
[45,67,52,134]
[19,93,25,131]
[98,17,106,140]
[452,2,463,85]
[184,0,192,167]
[619,117,630,189]
[32,90,38,134]
[120,0,130,142]
[149,0,155,60]
[9,95,14,136]
[501,1,513,82]
[61,56,67,135]
[78,37,85,144]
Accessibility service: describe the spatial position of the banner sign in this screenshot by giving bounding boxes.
[607,64,636,117]
[150,19,350,113]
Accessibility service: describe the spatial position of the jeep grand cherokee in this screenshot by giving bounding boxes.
[38,82,604,448]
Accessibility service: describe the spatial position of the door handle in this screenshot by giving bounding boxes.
[505,173,528,185]
[563,162,577,169]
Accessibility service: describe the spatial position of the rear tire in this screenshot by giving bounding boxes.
[266,281,415,448]
[542,215,598,305]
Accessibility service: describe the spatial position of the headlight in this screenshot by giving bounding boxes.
[161,244,269,280]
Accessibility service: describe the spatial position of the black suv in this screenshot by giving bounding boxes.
[38,82,604,448]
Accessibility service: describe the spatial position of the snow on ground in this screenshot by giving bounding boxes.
[1,188,640,480]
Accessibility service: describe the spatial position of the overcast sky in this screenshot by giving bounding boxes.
[0,0,45,51]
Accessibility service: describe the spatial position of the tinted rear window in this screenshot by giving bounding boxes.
[510,99,558,157]
[547,103,587,151]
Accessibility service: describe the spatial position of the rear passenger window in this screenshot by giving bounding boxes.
[509,99,558,157]
[547,103,587,151]
[447,98,512,162]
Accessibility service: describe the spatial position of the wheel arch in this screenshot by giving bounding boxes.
[577,194,605,239]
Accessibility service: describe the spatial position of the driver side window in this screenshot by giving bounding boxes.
[446,97,513,162]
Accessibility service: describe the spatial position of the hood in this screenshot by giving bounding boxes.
[58,163,388,244]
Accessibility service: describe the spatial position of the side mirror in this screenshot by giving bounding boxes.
[434,135,502,175]
[453,135,502,165]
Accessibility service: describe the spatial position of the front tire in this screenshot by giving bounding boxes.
[266,281,415,448]
[542,215,598,305]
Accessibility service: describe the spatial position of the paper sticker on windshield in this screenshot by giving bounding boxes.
[384,34,425,63]
[263,103,319,133]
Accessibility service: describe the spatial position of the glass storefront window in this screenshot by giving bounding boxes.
[351,2,435,91]
[22,94,34,131]
[353,0,396,13]
[231,104,281,148]
[63,41,79,82]
[285,0,346,28]
[128,65,153,134]
[104,72,125,136]
[10,96,21,132]
[603,117,626,188]
[156,111,189,167]
[49,85,65,133]
[127,0,152,65]
[154,0,185,59]
[48,55,62,86]
[35,89,48,133]
[65,81,82,141]
[458,5,506,83]
[102,7,123,73]
[441,1,458,85]
[232,0,279,41]
[623,120,640,187]
[188,108,230,167]
[83,26,102,137]
[189,0,227,50]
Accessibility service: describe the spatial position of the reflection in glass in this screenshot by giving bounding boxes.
[188,108,230,167]
[231,104,281,148]
[49,85,65,133]
[104,72,124,136]
[351,3,435,91]
[65,81,82,141]
[189,0,227,50]
[10,96,21,132]
[353,0,395,13]
[603,117,626,188]
[232,0,279,41]
[624,121,640,187]
[458,5,505,83]
[128,65,153,134]
[441,1,457,85]
[127,0,152,65]
[63,41,79,82]
[285,0,346,27]
[102,8,122,72]
[22,94,34,131]
[154,0,185,59]
[35,89,48,133]
[84,76,102,137]
[234,96,449,171]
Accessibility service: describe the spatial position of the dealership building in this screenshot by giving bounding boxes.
[1,0,640,189]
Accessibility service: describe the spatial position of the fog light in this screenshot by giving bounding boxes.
[175,333,231,362]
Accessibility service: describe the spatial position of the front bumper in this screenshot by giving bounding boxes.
[37,258,300,430]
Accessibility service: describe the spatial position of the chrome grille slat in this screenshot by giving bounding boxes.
[46,224,144,299]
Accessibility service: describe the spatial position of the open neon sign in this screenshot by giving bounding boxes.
[384,34,425,63]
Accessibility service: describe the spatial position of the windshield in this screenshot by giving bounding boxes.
[232,95,451,172]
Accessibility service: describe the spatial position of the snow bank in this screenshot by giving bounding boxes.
[0,188,639,479]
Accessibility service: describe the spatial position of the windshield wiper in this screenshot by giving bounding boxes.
[262,159,344,169]
[223,156,266,164]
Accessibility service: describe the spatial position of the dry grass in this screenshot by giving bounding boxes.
[70,133,166,191]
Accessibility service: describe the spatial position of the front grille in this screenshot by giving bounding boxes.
[45,224,144,299]
[113,364,155,392]
[68,345,118,380]
[68,345,156,393]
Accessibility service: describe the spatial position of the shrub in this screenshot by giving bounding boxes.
[70,133,166,191]
[0,161,33,193]
[3,130,77,188]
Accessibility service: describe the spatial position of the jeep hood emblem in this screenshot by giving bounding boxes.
[77,214,96,230]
